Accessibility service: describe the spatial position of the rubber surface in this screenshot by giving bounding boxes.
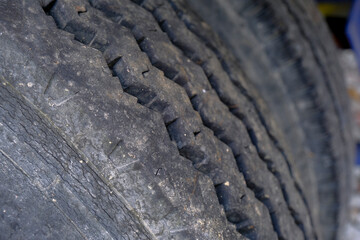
[0,0,352,239]
[185,0,354,239]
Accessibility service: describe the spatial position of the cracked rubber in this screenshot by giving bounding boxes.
[0,0,352,240]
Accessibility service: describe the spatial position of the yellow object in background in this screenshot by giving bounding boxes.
[318,3,351,18]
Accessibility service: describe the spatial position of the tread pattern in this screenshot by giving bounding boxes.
[278,1,353,238]
[149,1,318,239]
[136,0,316,239]
[46,0,274,238]
[185,0,353,239]
[0,0,340,239]
[231,1,352,239]
[179,2,321,229]
[0,0,244,239]
[51,0,318,239]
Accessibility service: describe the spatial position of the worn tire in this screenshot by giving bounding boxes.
[0,0,352,240]
[184,0,354,239]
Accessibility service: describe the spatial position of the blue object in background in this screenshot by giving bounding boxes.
[347,0,360,69]
[356,143,360,165]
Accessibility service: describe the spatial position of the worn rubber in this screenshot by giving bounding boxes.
[0,0,352,240]
[185,0,354,239]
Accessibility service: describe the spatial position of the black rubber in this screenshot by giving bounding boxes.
[0,0,352,240]
[184,0,354,239]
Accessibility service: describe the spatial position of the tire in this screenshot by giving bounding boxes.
[182,0,354,239]
[0,1,351,240]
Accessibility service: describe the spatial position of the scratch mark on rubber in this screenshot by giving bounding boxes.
[44,71,56,94]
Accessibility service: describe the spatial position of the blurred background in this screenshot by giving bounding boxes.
[320,0,360,238]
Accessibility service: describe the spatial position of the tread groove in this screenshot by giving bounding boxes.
[141,1,314,239]
[165,1,321,239]
[39,0,328,238]
[44,0,250,238]
[278,1,351,237]
[128,0,310,238]
[84,0,277,238]
[224,0,351,238]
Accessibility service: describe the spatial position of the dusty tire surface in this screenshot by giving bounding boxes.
[185,0,354,239]
[0,0,352,240]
